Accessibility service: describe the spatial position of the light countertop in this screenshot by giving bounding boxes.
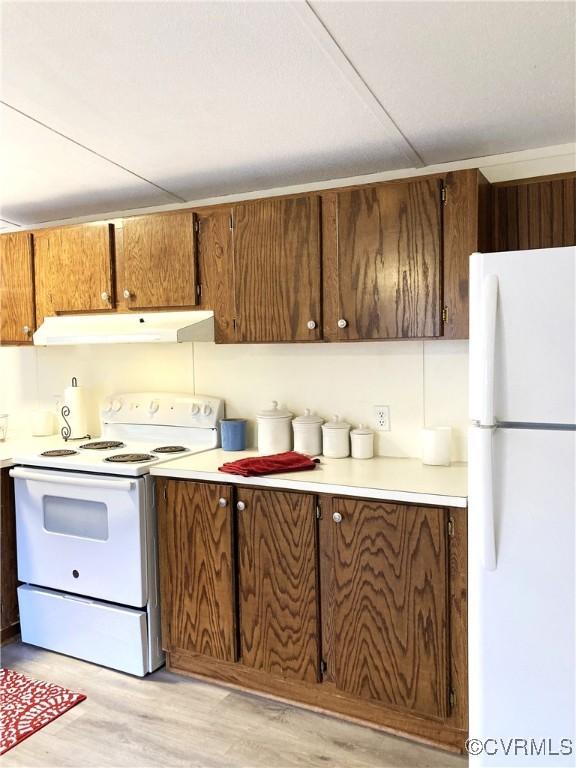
[151,449,468,508]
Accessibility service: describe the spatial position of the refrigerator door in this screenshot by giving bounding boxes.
[469,426,575,766]
[470,246,575,426]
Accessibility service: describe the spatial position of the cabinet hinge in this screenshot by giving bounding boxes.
[448,517,455,537]
[232,318,237,331]
[229,213,234,230]
[316,503,322,520]
[442,305,448,325]
[441,185,447,205]
[320,659,328,677]
[194,218,200,233]
[449,689,455,710]
[196,284,202,298]
[163,485,167,501]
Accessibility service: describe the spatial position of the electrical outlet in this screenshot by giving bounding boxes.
[374,405,391,431]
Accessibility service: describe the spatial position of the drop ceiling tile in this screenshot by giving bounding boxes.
[0,106,178,225]
[1,1,413,211]
[312,1,576,163]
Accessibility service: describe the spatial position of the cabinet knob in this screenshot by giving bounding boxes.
[332,511,342,524]
[101,291,111,302]
[123,288,133,300]
[337,319,348,329]
[307,320,317,330]
[218,497,228,508]
[22,325,31,336]
[237,501,246,511]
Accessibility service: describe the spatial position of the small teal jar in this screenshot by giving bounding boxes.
[220,418,247,451]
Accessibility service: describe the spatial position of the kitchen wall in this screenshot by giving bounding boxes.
[0,339,469,461]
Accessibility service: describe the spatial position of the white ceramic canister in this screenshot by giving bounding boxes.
[292,409,323,456]
[31,410,56,436]
[256,401,293,455]
[350,424,375,459]
[322,415,351,458]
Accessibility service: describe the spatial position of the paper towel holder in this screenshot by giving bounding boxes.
[61,377,91,442]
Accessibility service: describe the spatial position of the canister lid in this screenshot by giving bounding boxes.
[351,423,374,436]
[256,400,293,420]
[292,408,323,425]
[322,414,351,430]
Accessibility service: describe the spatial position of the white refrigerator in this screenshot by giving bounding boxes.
[469,246,576,767]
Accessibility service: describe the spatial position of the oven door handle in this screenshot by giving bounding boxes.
[9,467,136,492]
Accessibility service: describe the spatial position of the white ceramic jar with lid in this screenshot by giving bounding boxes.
[256,401,293,455]
[292,409,323,456]
[350,424,375,459]
[322,415,351,458]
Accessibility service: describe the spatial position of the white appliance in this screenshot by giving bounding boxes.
[10,392,224,676]
[469,246,575,767]
[33,310,215,345]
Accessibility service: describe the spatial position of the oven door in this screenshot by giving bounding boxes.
[10,466,148,608]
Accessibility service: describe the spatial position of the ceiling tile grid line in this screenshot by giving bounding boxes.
[0,101,186,204]
[291,0,424,168]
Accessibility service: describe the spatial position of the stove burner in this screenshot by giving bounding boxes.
[151,446,188,454]
[80,440,125,450]
[104,453,155,464]
[40,449,79,457]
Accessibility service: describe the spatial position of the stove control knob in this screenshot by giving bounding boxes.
[191,404,200,415]
[111,399,122,413]
[103,400,113,413]
[149,400,159,414]
[202,404,212,416]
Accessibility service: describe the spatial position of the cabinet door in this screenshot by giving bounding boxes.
[0,232,35,343]
[332,179,442,340]
[332,498,450,719]
[34,223,114,323]
[196,208,236,343]
[121,212,197,309]
[157,480,236,662]
[232,196,321,342]
[237,488,320,682]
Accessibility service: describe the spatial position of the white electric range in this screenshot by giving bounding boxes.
[10,392,224,676]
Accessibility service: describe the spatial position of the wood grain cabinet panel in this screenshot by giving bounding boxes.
[332,179,442,340]
[121,213,197,309]
[157,480,236,662]
[0,232,35,344]
[196,208,236,343]
[331,498,450,719]
[232,197,322,342]
[1,469,19,642]
[34,223,114,324]
[237,488,320,682]
[493,174,576,251]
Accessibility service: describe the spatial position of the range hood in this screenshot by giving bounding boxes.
[33,311,215,345]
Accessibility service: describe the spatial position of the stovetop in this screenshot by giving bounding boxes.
[13,392,224,476]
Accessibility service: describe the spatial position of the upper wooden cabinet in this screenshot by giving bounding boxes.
[330,497,450,719]
[324,178,442,340]
[119,212,198,310]
[493,173,575,251]
[196,208,236,343]
[34,222,115,325]
[232,196,322,343]
[157,479,236,662]
[0,232,35,344]
[237,487,320,683]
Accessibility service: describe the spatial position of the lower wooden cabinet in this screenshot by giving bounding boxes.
[157,478,468,752]
[1,469,19,643]
[236,488,320,683]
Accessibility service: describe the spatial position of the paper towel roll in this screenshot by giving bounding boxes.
[421,427,452,466]
[63,380,89,439]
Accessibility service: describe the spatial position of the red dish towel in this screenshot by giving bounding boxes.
[219,451,319,477]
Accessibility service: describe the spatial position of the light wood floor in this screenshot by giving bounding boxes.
[1,642,467,768]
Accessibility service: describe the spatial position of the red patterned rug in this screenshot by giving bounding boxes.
[0,668,86,754]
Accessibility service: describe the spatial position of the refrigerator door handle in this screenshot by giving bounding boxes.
[480,273,499,426]
[478,427,497,571]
